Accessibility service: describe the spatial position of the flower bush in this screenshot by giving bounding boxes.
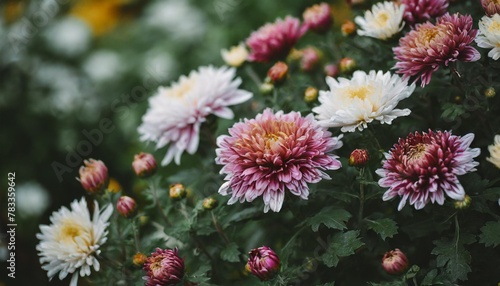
[4,0,500,285]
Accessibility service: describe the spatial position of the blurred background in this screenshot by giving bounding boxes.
[0,0,351,285]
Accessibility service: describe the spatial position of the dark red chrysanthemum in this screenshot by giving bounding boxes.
[143,248,184,286]
[400,0,448,24]
[246,246,280,281]
[393,13,480,87]
[376,130,480,210]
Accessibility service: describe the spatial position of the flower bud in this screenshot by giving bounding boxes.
[133,252,147,266]
[143,248,184,286]
[169,183,186,200]
[221,43,249,67]
[247,246,280,281]
[485,87,496,98]
[132,152,157,178]
[324,63,339,78]
[454,194,472,210]
[303,3,333,33]
[267,61,288,84]
[260,82,275,95]
[117,196,137,218]
[382,249,409,275]
[349,149,369,167]
[77,159,109,194]
[481,0,500,16]
[341,20,356,36]
[304,87,318,103]
[202,197,218,210]
[300,47,322,72]
[339,57,356,73]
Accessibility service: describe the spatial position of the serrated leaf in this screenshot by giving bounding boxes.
[368,281,407,286]
[431,235,475,281]
[220,242,241,262]
[186,264,213,284]
[366,218,398,241]
[307,207,352,232]
[321,230,364,268]
[421,269,439,286]
[479,221,500,247]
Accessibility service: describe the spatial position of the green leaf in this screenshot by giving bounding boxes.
[421,269,439,286]
[321,230,364,267]
[186,264,213,284]
[431,235,475,281]
[479,221,500,247]
[307,207,352,232]
[368,281,406,286]
[220,242,241,263]
[366,218,398,241]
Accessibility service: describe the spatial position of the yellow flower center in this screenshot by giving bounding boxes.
[150,257,164,277]
[488,20,500,33]
[345,86,373,100]
[168,79,196,98]
[406,143,427,162]
[58,219,85,243]
[374,11,390,28]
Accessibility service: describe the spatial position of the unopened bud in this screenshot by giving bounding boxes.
[260,82,275,95]
[133,252,147,266]
[169,183,186,200]
[202,197,218,210]
[132,152,157,178]
[300,47,322,72]
[247,246,280,281]
[454,194,472,210]
[349,149,369,167]
[324,63,339,78]
[304,87,318,103]
[485,87,496,98]
[267,61,289,84]
[382,249,409,275]
[117,196,137,218]
[303,3,333,33]
[339,57,356,73]
[341,20,356,36]
[77,159,109,195]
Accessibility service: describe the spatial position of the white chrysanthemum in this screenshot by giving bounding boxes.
[36,198,112,286]
[355,1,405,40]
[313,70,415,132]
[487,135,500,169]
[475,14,500,60]
[138,66,253,165]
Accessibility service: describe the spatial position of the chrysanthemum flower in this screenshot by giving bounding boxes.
[216,108,342,213]
[246,16,307,62]
[354,1,405,40]
[475,14,500,60]
[481,0,500,16]
[143,248,184,286]
[400,0,448,25]
[77,158,109,194]
[382,249,409,275]
[487,135,500,169]
[221,43,249,67]
[313,70,415,132]
[138,66,252,165]
[376,130,480,210]
[393,13,480,87]
[36,198,113,286]
[246,246,280,281]
[303,3,333,33]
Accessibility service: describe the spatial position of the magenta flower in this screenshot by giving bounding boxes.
[376,130,480,210]
[143,248,184,286]
[216,108,342,213]
[116,196,137,218]
[132,152,157,178]
[77,159,109,194]
[393,13,480,87]
[400,0,448,24]
[303,3,333,33]
[382,249,409,275]
[247,246,280,281]
[481,0,500,16]
[246,16,307,63]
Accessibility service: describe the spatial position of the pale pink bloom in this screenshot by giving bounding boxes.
[393,13,480,87]
[138,66,252,165]
[246,16,307,62]
[303,3,333,33]
[376,130,480,210]
[400,0,448,24]
[216,108,342,213]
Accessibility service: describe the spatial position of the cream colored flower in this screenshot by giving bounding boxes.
[221,43,249,67]
[475,14,500,60]
[36,198,113,286]
[355,1,405,40]
[487,135,500,168]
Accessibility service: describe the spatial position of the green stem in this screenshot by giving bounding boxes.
[150,180,171,226]
[133,219,141,252]
[211,211,230,244]
[358,168,365,225]
[244,65,262,87]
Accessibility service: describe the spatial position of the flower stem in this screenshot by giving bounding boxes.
[244,65,262,87]
[133,219,141,252]
[358,168,366,225]
[150,179,171,226]
[211,210,230,244]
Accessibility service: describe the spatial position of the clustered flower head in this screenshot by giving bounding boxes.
[382,249,409,275]
[393,13,480,87]
[36,198,113,286]
[481,0,500,16]
[138,66,252,165]
[376,130,480,210]
[355,1,405,40]
[143,248,184,286]
[475,14,500,60]
[77,159,109,194]
[246,16,307,62]
[303,2,333,33]
[216,108,342,213]
[313,70,415,132]
[400,0,448,25]
[246,246,280,281]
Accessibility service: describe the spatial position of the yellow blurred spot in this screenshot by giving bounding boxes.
[330,0,352,28]
[70,0,127,36]
[3,1,25,24]
[107,178,122,193]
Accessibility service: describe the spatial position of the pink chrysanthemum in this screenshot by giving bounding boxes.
[246,246,280,281]
[216,108,342,213]
[393,13,480,87]
[481,0,500,17]
[400,0,448,24]
[143,248,184,286]
[376,130,480,211]
[246,16,307,63]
